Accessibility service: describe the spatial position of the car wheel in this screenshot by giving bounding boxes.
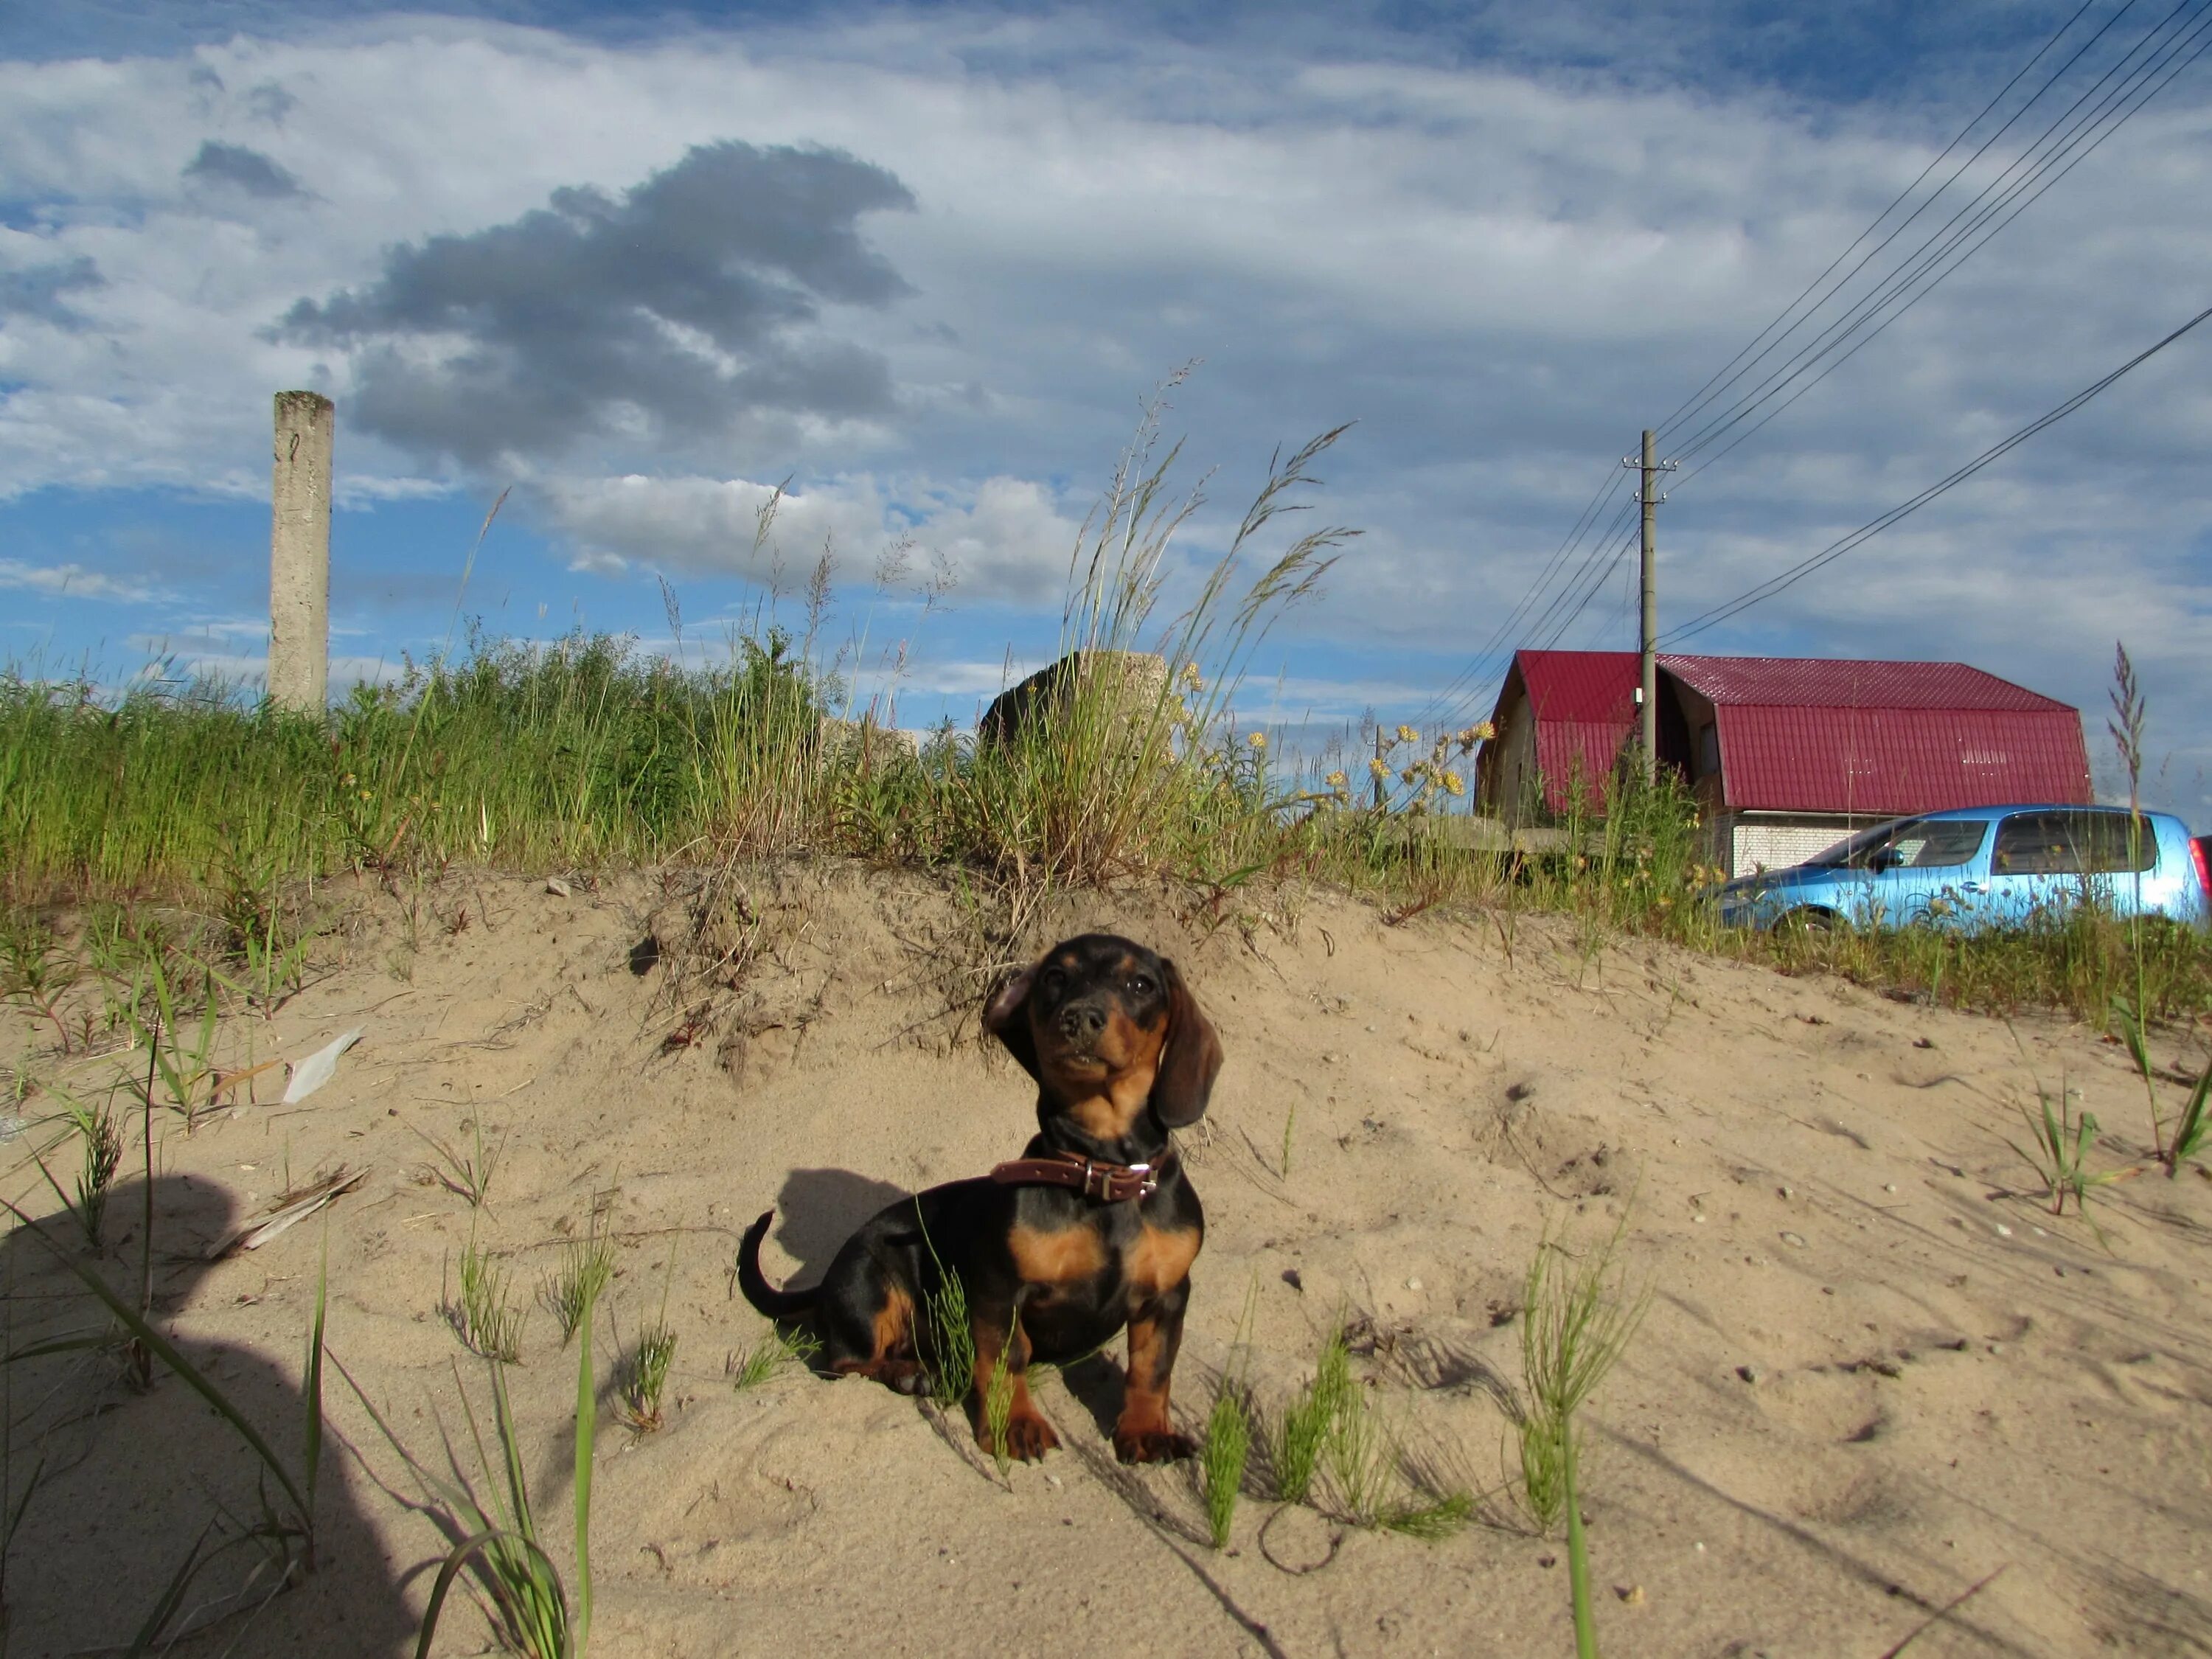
[1778,907,1837,934]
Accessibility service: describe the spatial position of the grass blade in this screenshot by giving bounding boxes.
[2167,1057,2211,1176]
[1563,1428,1598,1659]
[412,1528,524,1659]
[574,1265,597,1654]
[123,1517,222,1658]
[305,1221,328,1523]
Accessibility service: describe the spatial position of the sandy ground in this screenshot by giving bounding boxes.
[4,866,2211,1658]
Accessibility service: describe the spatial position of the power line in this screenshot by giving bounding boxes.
[1422,1,2137,729]
[1672,5,2212,490]
[1662,296,2212,645]
[1652,0,2115,448]
[1531,522,1640,655]
[1411,469,1630,727]
[1421,0,2208,731]
[1669,0,2212,471]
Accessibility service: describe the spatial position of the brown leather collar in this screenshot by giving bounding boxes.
[989,1149,1165,1203]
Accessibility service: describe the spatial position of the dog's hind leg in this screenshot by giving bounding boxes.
[821,1273,928,1395]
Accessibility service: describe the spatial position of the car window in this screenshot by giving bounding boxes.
[2071,810,2157,872]
[1879,820,1988,870]
[1993,811,2155,875]
[1809,820,1918,869]
[1992,813,2077,874]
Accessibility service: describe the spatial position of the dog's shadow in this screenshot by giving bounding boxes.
[761,1167,911,1286]
[1050,1349,1130,1441]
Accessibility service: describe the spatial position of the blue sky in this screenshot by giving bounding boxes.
[4,1,2209,814]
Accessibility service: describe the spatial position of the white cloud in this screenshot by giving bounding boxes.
[538,470,1082,602]
[0,558,165,602]
[121,633,403,689]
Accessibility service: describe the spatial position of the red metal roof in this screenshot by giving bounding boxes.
[1655,655,2073,713]
[1499,650,2091,815]
[1518,650,1644,720]
[1516,652,1640,810]
[1705,705,2090,814]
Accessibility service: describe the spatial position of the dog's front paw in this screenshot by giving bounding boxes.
[988,1409,1062,1462]
[1113,1425,1196,1464]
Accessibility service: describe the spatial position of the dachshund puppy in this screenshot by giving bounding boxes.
[737,933,1221,1463]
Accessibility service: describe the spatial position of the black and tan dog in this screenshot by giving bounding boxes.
[737,933,1221,1463]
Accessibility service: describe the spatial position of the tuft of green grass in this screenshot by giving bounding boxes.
[616,1244,681,1433]
[1520,1209,1652,1659]
[449,1234,526,1363]
[1259,1321,1471,1542]
[0,916,77,1053]
[1380,1489,1476,1540]
[2107,642,2167,1164]
[981,1310,1020,1482]
[540,1219,616,1346]
[913,1203,976,1410]
[2006,1071,2122,1217]
[1271,1324,1354,1506]
[365,1280,601,1659]
[411,1107,506,1209]
[1321,1368,1397,1526]
[72,1096,125,1249]
[728,1324,818,1390]
[31,1088,125,1252]
[213,843,313,1020]
[113,942,223,1132]
[2167,1055,2211,1178]
[1200,1384,1253,1548]
[617,1324,678,1434]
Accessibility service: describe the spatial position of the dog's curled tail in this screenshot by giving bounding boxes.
[737,1210,818,1319]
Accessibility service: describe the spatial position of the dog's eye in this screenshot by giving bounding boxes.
[1130,974,1155,996]
[1040,967,1066,996]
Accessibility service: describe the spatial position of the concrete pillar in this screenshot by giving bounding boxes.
[269,390,333,714]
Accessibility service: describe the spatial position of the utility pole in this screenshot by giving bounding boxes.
[270,390,334,714]
[1624,429,1677,786]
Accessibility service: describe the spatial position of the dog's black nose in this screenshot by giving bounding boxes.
[1060,1004,1107,1040]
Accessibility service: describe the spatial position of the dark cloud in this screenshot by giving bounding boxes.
[246,82,298,124]
[278,140,917,468]
[0,256,103,330]
[183,140,307,199]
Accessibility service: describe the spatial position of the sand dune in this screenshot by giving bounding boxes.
[6,869,2209,1657]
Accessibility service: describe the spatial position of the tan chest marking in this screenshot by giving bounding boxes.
[1126,1225,1200,1296]
[1009,1225,1108,1286]
[1064,1062,1158,1141]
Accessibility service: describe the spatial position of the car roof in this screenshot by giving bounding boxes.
[1891,804,2185,826]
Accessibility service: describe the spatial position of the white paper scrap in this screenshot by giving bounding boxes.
[281,1027,365,1105]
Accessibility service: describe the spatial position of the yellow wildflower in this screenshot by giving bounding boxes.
[1247,731,1267,750]
[1368,757,1389,779]
[1395,724,1418,744]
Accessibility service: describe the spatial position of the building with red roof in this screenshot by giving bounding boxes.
[1476,650,2091,875]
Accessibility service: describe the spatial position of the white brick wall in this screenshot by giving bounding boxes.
[1730,821,1852,877]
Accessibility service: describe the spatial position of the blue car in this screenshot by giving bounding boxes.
[1716,804,2211,932]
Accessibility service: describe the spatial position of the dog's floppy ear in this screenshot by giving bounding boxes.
[1149,957,1222,1128]
[983,962,1040,1082]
